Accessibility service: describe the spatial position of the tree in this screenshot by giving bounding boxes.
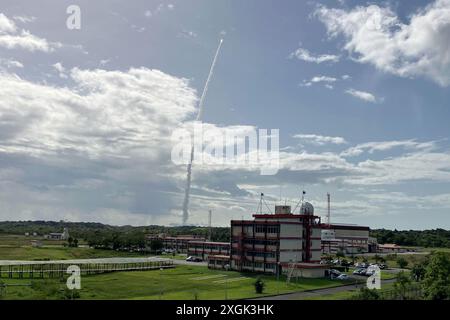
[150,239,163,253]
[351,287,380,300]
[422,252,450,300]
[73,238,79,248]
[396,257,408,269]
[336,250,345,260]
[254,277,265,294]
[411,263,426,282]
[67,237,73,247]
[393,271,412,300]
[374,254,381,264]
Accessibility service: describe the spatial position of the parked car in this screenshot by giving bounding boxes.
[330,269,341,276]
[186,256,202,262]
[337,274,349,280]
[379,264,387,269]
[365,266,379,276]
[353,268,367,275]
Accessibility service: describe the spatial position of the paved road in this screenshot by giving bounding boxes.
[253,278,397,300]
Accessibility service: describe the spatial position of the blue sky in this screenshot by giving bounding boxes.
[0,0,449,229]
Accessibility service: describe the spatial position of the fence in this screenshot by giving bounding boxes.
[0,260,174,279]
[378,284,423,300]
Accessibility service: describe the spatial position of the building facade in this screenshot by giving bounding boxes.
[229,204,326,277]
[146,234,206,253]
[321,224,371,254]
[187,241,230,260]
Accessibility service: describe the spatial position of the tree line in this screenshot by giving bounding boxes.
[1,221,449,249]
[370,228,450,247]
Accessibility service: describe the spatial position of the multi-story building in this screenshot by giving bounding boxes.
[146,234,206,253]
[229,204,328,278]
[188,241,230,260]
[321,224,372,254]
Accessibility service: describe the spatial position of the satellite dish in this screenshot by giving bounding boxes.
[300,202,314,215]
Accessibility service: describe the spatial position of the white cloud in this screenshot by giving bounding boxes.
[0,13,16,33]
[300,75,338,88]
[52,62,67,78]
[340,140,436,157]
[0,66,199,225]
[290,47,340,64]
[345,88,379,103]
[293,134,347,145]
[12,15,36,24]
[311,75,337,83]
[0,58,23,68]
[0,13,61,52]
[316,0,450,86]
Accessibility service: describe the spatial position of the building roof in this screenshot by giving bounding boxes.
[188,241,230,246]
[208,255,231,260]
[321,223,370,231]
[252,214,321,219]
[279,262,330,269]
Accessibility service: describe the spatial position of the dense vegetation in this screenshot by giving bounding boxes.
[1,221,449,249]
[370,228,450,247]
[352,252,450,300]
[0,221,230,250]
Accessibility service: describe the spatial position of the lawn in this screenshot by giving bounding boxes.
[0,246,143,261]
[0,234,77,247]
[0,265,351,300]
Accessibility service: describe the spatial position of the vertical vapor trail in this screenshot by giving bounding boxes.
[182,38,224,225]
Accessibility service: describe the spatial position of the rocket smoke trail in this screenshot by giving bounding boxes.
[182,38,224,225]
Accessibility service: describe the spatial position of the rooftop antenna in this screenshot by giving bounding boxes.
[256,193,273,214]
[181,38,224,225]
[292,190,306,213]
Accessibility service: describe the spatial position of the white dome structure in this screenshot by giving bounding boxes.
[300,202,314,215]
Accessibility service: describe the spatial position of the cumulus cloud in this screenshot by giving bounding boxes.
[0,67,199,224]
[290,47,340,64]
[345,88,379,103]
[0,12,60,52]
[315,0,450,86]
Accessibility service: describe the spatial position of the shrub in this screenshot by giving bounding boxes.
[254,277,265,294]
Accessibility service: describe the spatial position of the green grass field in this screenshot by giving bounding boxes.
[0,265,351,300]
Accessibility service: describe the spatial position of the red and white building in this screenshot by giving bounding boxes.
[146,234,206,253]
[188,241,231,260]
[229,204,328,278]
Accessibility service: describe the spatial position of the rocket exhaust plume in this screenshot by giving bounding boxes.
[182,38,224,225]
